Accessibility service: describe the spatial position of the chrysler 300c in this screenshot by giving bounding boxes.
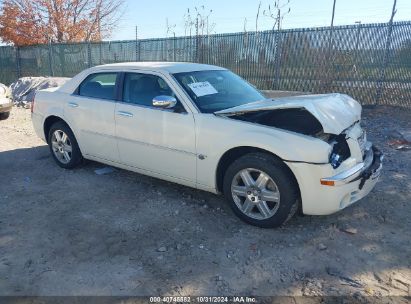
[31,62,383,227]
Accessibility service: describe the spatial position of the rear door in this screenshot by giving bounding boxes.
[64,72,120,162]
[114,71,197,185]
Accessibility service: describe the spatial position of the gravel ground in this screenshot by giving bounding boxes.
[0,106,410,300]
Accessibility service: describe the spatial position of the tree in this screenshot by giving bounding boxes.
[0,0,123,46]
[263,0,291,31]
[183,5,215,37]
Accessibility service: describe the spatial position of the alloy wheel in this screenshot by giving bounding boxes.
[231,168,281,220]
[51,129,72,164]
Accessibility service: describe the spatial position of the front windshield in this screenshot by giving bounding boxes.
[173,70,265,113]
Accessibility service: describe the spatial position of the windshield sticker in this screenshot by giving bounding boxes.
[187,81,218,97]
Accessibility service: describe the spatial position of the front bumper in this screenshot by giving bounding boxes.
[286,145,383,215]
[320,146,383,189]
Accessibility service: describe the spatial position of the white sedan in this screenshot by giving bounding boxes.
[31,62,383,227]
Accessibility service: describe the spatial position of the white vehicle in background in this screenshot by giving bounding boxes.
[0,83,12,120]
[31,62,383,228]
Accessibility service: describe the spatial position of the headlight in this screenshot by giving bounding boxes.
[330,152,342,168]
[328,134,351,169]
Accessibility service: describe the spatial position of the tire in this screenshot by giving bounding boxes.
[223,152,299,228]
[48,121,83,169]
[0,111,10,120]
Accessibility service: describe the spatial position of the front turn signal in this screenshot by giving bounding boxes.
[320,180,335,186]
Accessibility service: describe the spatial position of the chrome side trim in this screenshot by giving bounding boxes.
[116,100,187,114]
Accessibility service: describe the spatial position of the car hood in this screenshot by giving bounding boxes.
[215,93,362,135]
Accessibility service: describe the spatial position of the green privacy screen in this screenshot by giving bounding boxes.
[1,21,410,107]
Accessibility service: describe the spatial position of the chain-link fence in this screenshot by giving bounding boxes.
[1,21,410,107]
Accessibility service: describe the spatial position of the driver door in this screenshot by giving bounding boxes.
[115,71,197,185]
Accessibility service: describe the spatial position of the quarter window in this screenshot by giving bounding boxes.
[78,73,118,100]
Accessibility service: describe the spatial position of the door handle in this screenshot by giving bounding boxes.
[117,111,133,117]
[68,102,79,108]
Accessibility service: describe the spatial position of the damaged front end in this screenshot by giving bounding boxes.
[215,93,383,215]
[322,121,383,190]
[221,108,324,137]
[219,106,355,169]
[215,93,371,171]
[215,94,383,215]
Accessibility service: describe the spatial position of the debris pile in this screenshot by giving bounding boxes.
[10,77,70,107]
[387,130,411,151]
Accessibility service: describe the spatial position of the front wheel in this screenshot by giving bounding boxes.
[48,121,83,169]
[223,153,299,228]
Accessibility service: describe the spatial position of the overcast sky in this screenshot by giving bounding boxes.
[111,0,411,40]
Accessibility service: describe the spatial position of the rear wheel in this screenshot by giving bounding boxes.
[223,153,299,228]
[48,121,82,169]
[0,112,10,120]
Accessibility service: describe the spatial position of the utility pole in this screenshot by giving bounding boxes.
[389,0,397,23]
[355,21,361,51]
[328,0,337,53]
[87,40,92,68]
[47,37,54,77]
[173,32,176,62]
[136,25,140,61]
[376,0,397,104]
[330,0,336,28]
[324,0,337,91]
[328,0,337,51]
[97,5,102,65]
[195,15,199,62]
[277,10,280,31]
[353,21,361,75]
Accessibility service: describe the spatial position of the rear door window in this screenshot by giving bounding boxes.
[78,73,118,100]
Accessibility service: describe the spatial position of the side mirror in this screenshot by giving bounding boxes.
[152,95,177,109]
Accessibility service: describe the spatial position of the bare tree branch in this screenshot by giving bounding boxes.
[263,0,291,31]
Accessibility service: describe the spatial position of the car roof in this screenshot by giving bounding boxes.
[92,62,227,74]
[57,61,228,95]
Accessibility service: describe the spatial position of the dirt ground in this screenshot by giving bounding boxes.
[0,106,410,301]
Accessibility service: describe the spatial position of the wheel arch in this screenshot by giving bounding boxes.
[215,146,301,202]
[43,115,70,142]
